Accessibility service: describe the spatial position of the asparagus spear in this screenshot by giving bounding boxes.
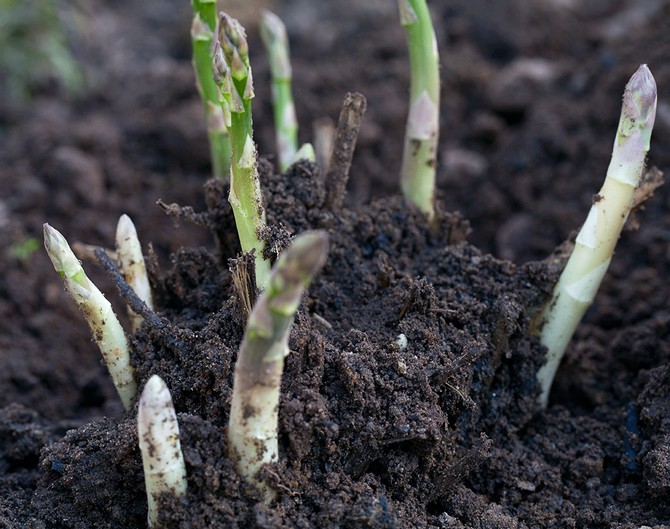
[115,214,153,332]
[536,65,657,408]
[398,0,440,222]
[138,375,187,528]
[260,9,299,171]
[228,230,329,502]
[43,224,137,410]
[213,13,272,290]
[190,0,231,179]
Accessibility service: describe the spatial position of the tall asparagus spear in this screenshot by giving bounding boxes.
[260,9,299,171]
[213,13,272,290]
[43,224,137,410]
[398,0,440,222]
[190,0,231,179]
[228,231,329,502]
[536,65,657,408]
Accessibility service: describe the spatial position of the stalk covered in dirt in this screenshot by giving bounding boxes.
[138,375,187,528]
[43,223,137,410]
[115,214,153,332]
[213,13,271,290]
[535,65,657,408]
[228,230,329,502]
[190,0,231,179]
[260,9,299,171]
[398,0,440,222]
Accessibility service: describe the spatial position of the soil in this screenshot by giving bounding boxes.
[1,0,670,527]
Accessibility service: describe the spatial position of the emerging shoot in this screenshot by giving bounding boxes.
[43,223,137,409]
[260,9,299,171]
[536,65,657,408]
[190,0,231,179]
[115,214,154,332]
[398,0,440,222]
[213,13,272,290]
[228,230,329,502]
[138,375,187,528]
[292,142,316,165]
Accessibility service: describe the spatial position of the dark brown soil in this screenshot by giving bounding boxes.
[1,0,670,527]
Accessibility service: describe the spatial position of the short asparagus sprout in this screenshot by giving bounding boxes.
[43,223,137,409]
[536,65,657,408]
[138,375,187,528]
[398,0,440,222]
[260,9,299,171]
[292,142,316,164]
[115,214,154,332]
[228,230,329,502]
[213,13,272,290]
[190,0,231,179]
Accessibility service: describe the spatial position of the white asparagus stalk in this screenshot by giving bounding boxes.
[43,223,137,410]
[115,214,154,332]
[138,375,187,528]
[536,65,657,408]
[229,231,329,502]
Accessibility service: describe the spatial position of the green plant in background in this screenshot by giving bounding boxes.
[535,65,657,408]
[43,223,137,410]
[398,0,440,222]
[190,0,232,180]
[228,231,329,502]
[9,237,40,262]
[212,13,272,291]
[138,375,187,528]
[0,0,83,101]
[259,9,299,171]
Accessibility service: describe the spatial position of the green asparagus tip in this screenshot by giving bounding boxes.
[219,13,249,79]
[268,231,329,301]
[43,223,90,296]
[259,10,292,80]
[623,64,657,127]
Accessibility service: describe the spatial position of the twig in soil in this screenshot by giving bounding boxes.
[156,199,213,229]
[212,13,272,290]
[324,92,367,210]
[229,252,256,319]
[260,10,298,171]
[190,0,231,179]
[115,214,154,332]
[398,0,440,222]
[71,242,117,264]
[138,375,187,528]
[535,65,658,408]
[228,231,329,502]
[43,224,137,410]
[94,248,169,331]
[627,166,664,231]
[431,434,492,499]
